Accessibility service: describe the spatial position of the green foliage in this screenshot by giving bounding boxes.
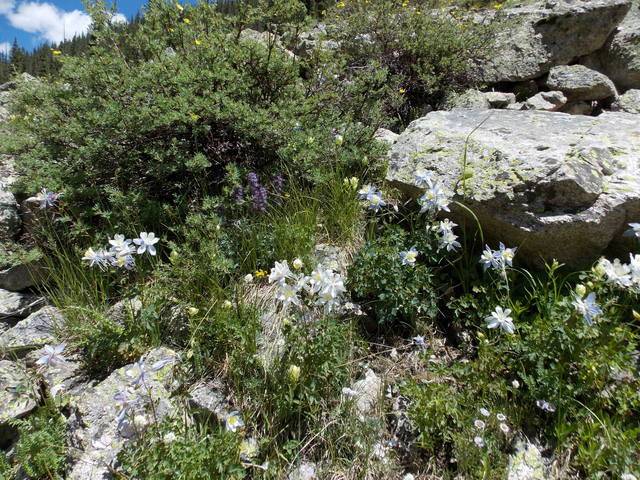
[348,224,440,327]
[327,0,492,126]
[11,404,67,480]
[117,418,245,479]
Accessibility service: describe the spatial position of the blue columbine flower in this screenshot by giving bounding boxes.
[571,292,602,325]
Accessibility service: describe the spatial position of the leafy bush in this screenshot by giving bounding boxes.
[348,224,441,327]
[327,0,492,126]
[10,405,67,480]
[118,419,244,479]
[7,0,386,242]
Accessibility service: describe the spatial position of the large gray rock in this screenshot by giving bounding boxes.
[0,259,45,292]
[522,91,567,111]
[507,441,549,480]
[581,0,640,90]
[0,306,62,356]
[478,0,632,84]
[0,289,44,321]
[0,360,39,448]
[0,190,19,242]
[611,88,640,113]
[545,65,617,101]
[67,347,178,480]
[447,89,516,109]
[386,109,640,269]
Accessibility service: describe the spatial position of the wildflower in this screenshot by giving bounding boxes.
[225,412,244,432]
[473,436,485,448]
[438,232,461,252]
[187,307,199,317]
[36,344,66,368]
[399,88,406,94]
[288,365,301,383]
[109,234,132,253]
[412,335,427,350]
[485,306,515,334]
[400,247,419,266]
[51,49,62,55]
[133,414,149,430]
[292,463,316,480]
[499,423,510,434]
[133,232,159,256]
[223,300,233,309]
[479,246,496,271]
[344,177,359,190]
[175,2,184,11]
[575,284,587,297]
[335,134,344,146]
[163,432,177,443]
[418,181,450,214]
[621,474,638,480]
[183,17,191,24]
[496,413,507,422]
[244,273,253,284]
[511,379,520,389]
[357,184,377,200]
[365,189,386,212]
[247,172,268,212]
[307,265,328,294]
[169,250,180,263]
[276,283,301,307]
[114,251,136,270]
[479,407,490,417]
[292,258,304,270]
[414,169,433,187]
[624,223,640,239]
[269,260,293,285]
[342,387,358,397]
[317,270,346,301]
[629,253,640,285]
[254,269,267,279]
[372,442,387,461]
[497,242,517,267]
[572,292,602,325]
[82,248,112,269]
[37,188,61,209]
[598,258,632,288]
[125,357,174,387]
[194,39,201,45]
[474,419,486,429]
[536,399,556,412]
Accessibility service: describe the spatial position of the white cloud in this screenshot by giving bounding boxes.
[2,2,128,45]
[0,41,11,56]
[7,2,92,43]
[0,0,14,15]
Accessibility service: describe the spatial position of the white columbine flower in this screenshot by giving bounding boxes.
[109,234,132,254]
[418,182,450,214]
[82,248,113,270]
[536,399,556,413]
[36,344,66,368]
[365,189,386,212]
[399,247,419,266]
[572,292,602,325]
[624,223,640,239]
[414,169,433,187]
[479,246,495,271]
[629,253,640,286]
[133,232,159,256]
[276,283,302,307]
[497,242,517,267]
[599,258,632,288]
[269,260,293,285]
[485,306,515,334]
[357,184,377,200]
[226,412,245,432]
[439,230,461,252]
[412,335,427,350]
[37,188,61,209]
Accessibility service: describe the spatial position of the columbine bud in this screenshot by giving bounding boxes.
[187,307,199,317]
[170,250,180,263]
[223,300,233,309]
[293,258,304,270]
[288,364,301,383]
[335,134,344,146]
[633,310,640,321]
[575,284,587,297]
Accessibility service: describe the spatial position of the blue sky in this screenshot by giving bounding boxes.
[0,1,149,54]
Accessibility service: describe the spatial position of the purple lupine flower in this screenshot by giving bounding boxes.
[272,174,285,194]
[246,172,268,212]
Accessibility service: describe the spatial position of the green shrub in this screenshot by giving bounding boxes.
[11,405,67,480]
[347,224,441,327]
[117,419,245,479]
[327,0,492,126]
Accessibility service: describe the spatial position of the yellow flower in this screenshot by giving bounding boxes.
[402,0,409,7]
[194,39,202,46]
[183,18,191,24]
[51,49,62,56]
[494,2,503,9]
[337,1,346,8]
[187,307,199,317]
[255,269,267,279]
[189,113,200,121]
[399,87,406,94]
[288,365,301,383]
[169,27,175,32]
[175,2,184,11]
